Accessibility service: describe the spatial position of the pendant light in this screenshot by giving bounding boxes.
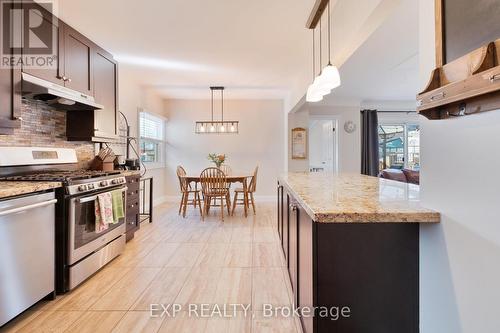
[195,87,239,134]
[306,29,323,102]
[306,1,340,102]
[316,2,340,93]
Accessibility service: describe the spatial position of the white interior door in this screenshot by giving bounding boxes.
[321,121,335,171]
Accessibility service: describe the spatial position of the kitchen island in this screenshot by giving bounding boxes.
[277,172,439,333]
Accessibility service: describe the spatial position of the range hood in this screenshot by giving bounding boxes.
[21,73,103,111]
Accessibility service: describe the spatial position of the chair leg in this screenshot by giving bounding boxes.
[182,192,189,218]
[202,199,206,221]
[197,192,203,216]
[178,192,185,215]
[226,194,231,215]
[231,191,238,215]
[250,192,256,214]
[220,196,224,221]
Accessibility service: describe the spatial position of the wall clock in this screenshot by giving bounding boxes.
[344,121,356,133]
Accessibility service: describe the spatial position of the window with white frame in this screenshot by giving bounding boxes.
[139,110,166,168]
[378,123,420,171]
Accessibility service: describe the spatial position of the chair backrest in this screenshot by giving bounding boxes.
[200,167,227,195]
[219,164,232,176]
[249,166,259,192]
[176,165,188,192]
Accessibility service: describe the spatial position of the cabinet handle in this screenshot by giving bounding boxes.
[489,73,500,83]
[65,78,72,83]
[430,92,445,101]
[13,116,22,121]
[289,204,297,211]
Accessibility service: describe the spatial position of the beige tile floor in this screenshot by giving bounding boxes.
[1,202,302,333]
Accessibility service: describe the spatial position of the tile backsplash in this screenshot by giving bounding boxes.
[0,100,95,168]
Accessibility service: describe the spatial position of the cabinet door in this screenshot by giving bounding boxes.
[277,183,283,241]
[298,206,314,333]
[282,193,289,264]
[0,0,21,134]
[21,3,63,85]
[62,24,93,95]
[288,196,299,305]
[93,47,117,138]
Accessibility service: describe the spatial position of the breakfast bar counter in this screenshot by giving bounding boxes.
[276,172,439,333]
[279,172,440,223]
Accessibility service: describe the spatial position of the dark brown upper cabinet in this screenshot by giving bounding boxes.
[66,45,118,142]
[61,24,93,96]
[21,3,63,85]
[66,46,119,141]
[0,0,21,134]
[93,47,118,138]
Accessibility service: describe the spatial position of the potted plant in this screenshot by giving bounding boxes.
[208,153,226,168]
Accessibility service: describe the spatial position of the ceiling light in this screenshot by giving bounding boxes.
[195,87,239,134]
[306,2,340,102]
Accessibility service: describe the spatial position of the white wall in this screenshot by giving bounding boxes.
[163,99,285,199]
[419,1,500,332]
[288,105,361,173]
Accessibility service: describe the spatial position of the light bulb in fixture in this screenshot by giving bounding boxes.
[220,124,225,132]
[306,83,323,102]
[230,123,235,132]
[200,124,205,132]
[210,125,215,132]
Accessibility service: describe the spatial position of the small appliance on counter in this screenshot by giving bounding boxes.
[125,158,140,170]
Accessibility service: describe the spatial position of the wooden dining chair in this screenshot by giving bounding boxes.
[177,166,202,217]
[232,166,258,215]
[219,164,232,176]
[200,167,231,221]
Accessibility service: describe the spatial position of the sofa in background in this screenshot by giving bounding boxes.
[379,168,420,185]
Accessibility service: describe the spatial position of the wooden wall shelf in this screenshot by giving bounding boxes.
[417,40,500,119]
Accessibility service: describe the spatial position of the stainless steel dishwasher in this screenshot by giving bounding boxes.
[0,192,57,327]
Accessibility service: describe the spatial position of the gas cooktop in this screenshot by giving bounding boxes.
[0,169,122,183]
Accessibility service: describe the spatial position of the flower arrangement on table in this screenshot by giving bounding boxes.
[207,153,226,168]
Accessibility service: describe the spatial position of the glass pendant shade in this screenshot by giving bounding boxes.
[317,64,341,92]
[306,83,323,102]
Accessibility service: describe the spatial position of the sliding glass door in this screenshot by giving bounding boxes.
[378,124,420,171]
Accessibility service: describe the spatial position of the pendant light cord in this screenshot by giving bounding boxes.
[319,15,322,74]
[327,1,332,66]
[312,29,315,80]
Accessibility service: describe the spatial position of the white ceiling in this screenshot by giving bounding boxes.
[318,0,419,106]
[54,0,418,106]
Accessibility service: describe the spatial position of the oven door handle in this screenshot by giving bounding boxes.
[78,187,128,204]
[0,199,58,217]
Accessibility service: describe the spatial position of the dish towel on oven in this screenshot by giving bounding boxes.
[94,192,114,232]
[111,189,125,223]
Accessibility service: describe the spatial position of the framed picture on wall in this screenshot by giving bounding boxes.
[291,127,307,160]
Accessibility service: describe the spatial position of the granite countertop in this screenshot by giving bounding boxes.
[0,181,62,200]
[279,172,440,223]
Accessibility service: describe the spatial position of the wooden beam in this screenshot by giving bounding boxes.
[306,0,329,29]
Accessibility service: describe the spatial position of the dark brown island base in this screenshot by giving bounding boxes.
[277,173,440,333]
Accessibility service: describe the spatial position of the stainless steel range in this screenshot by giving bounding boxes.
[0,147,127,293]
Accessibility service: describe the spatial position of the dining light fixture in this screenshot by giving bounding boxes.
[195,87,239,134]
[306,1,341,102]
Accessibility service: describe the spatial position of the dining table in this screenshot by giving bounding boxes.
[181,172,254,217]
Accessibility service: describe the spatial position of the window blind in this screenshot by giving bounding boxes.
[140,112,164,140]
